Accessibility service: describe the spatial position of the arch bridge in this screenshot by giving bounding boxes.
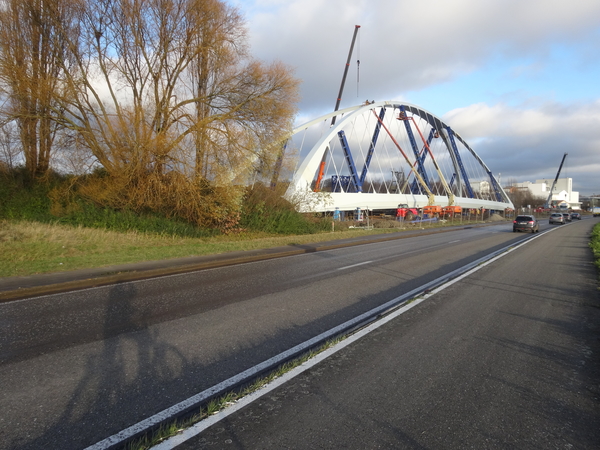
[283,101,514,214]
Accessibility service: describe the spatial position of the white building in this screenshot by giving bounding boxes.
[514,177,581,210]
[471,180,490,196]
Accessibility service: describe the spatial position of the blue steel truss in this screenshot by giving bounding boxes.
[488,170,504,202]
[399,105,430,189]
[445,126,474,199]
[338,130,361,192]
[359,107,386,186]
[408,128,437,194]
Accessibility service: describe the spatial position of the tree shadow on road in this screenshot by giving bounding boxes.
[15,282,190,450]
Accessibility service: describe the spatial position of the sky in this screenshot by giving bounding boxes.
[228,0,600,196]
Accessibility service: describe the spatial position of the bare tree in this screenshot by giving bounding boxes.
[0,0,74,179]
[46,0,299,228]
[54,0,298,176]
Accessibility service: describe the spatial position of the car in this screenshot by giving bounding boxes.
[549,213,565,225]
[562,213,572,222]
[571,212,582,220]
[513,215,539,233]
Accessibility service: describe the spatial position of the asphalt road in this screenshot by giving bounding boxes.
[162,218,600,449]
[0,219,598,449]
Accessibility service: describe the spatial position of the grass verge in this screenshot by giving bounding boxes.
[125,337,344,450]
[0,219,415,277]
[590,222,600,272]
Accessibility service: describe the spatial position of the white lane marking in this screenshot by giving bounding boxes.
[85,226,561,450]
[448,240,461,244]
[337,261,373,270]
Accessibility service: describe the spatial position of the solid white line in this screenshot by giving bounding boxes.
[152,295,431,450]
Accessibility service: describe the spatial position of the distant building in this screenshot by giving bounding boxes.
[514,177,581,210]
[471,180,490,196]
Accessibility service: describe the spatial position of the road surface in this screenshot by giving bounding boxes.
[162,218,600,449]
[0,219,597,449]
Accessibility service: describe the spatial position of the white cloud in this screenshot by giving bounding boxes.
[231,0,600,194]
[443,100,600,192]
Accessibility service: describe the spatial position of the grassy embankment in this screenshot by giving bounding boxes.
[9,172,600,281]
[0,176,496,278]
[590,223,600,273]
[0,220,409,277]
[0,172,420,278]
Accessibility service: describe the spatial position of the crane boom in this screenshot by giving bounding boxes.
[331,25,361,126]
[314,25,361,191]
[545,152,568,208]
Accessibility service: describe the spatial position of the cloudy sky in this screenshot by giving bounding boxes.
[229,0,600,196]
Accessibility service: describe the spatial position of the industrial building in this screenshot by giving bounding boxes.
[513,178,580,210]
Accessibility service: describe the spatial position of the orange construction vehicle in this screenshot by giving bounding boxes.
[422,205,442,218]
[442,205,462,217]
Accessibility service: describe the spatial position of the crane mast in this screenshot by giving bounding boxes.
[331,25,361,126]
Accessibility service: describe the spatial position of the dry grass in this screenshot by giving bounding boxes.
[0,220,404,277]
[0,214,506,278]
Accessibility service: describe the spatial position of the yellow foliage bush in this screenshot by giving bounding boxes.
[49,170,245,232]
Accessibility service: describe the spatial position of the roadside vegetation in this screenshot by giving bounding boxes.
[0,0,301,234]
[0,171,339,277]
[0,169,511,278]
[590,223,600,272]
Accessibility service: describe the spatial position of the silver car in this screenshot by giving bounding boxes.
[549,213,565,224]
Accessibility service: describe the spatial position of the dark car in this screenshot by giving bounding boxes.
[562,212,572,222]
[571,212,582,220]
[513,215,539,233]
[549,212,565,225]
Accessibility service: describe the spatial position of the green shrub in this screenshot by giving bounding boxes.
[590,223,600,271]
[0,170,216,237]
[240,183,330,234]
[0,169,56,221]
[56,201,216,238]
[1,171,334,238]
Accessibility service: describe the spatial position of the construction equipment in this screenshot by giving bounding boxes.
[544,153,568,209]
[396,204,419,221]
[314,25,361,191]
[423,205,442,217]
[442,205,462,217]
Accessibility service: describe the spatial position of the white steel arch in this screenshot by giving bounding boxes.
[284,101,514,213]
